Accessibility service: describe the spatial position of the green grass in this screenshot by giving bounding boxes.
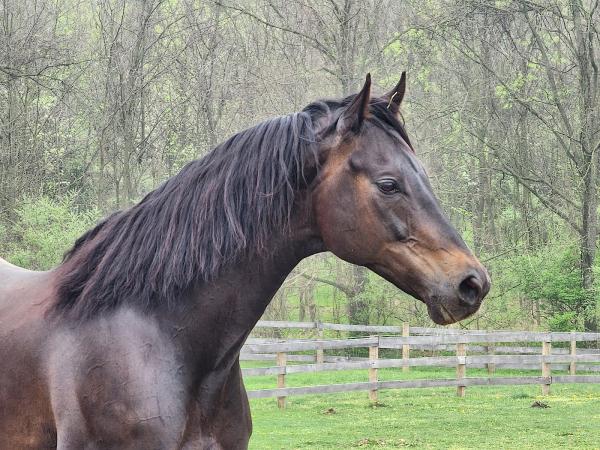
[244,367,600,449]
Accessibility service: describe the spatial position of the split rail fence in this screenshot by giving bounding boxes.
[241,321,600,408]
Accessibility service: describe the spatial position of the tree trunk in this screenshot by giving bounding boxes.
[347,265,369,325]
[572,0,599,330]
[580,151,598,330]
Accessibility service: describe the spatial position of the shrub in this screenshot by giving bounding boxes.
[516,244,594,331]
[5,196,99,270]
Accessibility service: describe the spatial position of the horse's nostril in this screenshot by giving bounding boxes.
[458,275,482,307]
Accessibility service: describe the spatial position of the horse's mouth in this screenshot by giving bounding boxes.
[425,300,479,325]
[427,303,457,325]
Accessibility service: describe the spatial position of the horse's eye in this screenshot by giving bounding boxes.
[376,179,401,194]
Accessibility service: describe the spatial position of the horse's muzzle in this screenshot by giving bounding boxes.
[426,267,490,325]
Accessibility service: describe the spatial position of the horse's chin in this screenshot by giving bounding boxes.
[426,304,457,325]
[425,301,479,325]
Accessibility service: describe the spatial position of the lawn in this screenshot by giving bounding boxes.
[244,366,600,449]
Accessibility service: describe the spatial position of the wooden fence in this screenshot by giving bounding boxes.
[242,321,600,408]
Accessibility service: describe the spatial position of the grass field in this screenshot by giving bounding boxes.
[244,366,600,449]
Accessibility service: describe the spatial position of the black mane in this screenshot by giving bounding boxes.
[56,112,319,318]
[55,95,411,319]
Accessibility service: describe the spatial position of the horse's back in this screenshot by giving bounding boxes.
[0,256,33,272]
[0,259,53,327]
[0,257,50,304]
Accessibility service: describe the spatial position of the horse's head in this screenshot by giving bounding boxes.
[311,74,489,325]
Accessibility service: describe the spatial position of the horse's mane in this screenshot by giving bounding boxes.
[55,112,319,318]
[55,94,411,319]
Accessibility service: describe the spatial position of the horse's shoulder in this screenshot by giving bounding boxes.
[46,310,188,446]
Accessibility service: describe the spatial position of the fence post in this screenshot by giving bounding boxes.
[541,340,551,395]
[570,332,576,375]
[316,322,324,364]
[456,342,466,397]
[277,351,287,409]
[402,322,410,372]
[485,345,495,375]
[369,337,379,404]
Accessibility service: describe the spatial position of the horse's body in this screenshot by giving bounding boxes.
[0,243,303,448]
[0,74,489,449]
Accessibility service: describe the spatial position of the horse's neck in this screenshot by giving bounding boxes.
[158,232,318,418]
[164,226,322,378]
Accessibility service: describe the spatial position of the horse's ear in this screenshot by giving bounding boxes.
[337,74,371,135]
[385,71,406,115]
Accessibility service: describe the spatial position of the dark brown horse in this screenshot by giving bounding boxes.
[0,73,489,449]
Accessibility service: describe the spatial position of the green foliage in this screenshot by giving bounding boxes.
[0,222,6,247]
[515,244,592,330]
[547,312,579,332]
[4,196,99,270]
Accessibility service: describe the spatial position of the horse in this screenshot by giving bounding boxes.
[0,73,489,449]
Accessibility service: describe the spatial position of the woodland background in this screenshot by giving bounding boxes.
[1,0,599,331]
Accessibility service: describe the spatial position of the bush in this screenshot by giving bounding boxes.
[516,244,594,331]
[547,311,579,332]
[4,196,99,270]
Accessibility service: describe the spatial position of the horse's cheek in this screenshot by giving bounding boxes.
[314,200,364,265]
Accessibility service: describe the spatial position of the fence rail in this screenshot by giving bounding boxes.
[254,320,600,337]
[246,375,600,399]
[244,322,600,407]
